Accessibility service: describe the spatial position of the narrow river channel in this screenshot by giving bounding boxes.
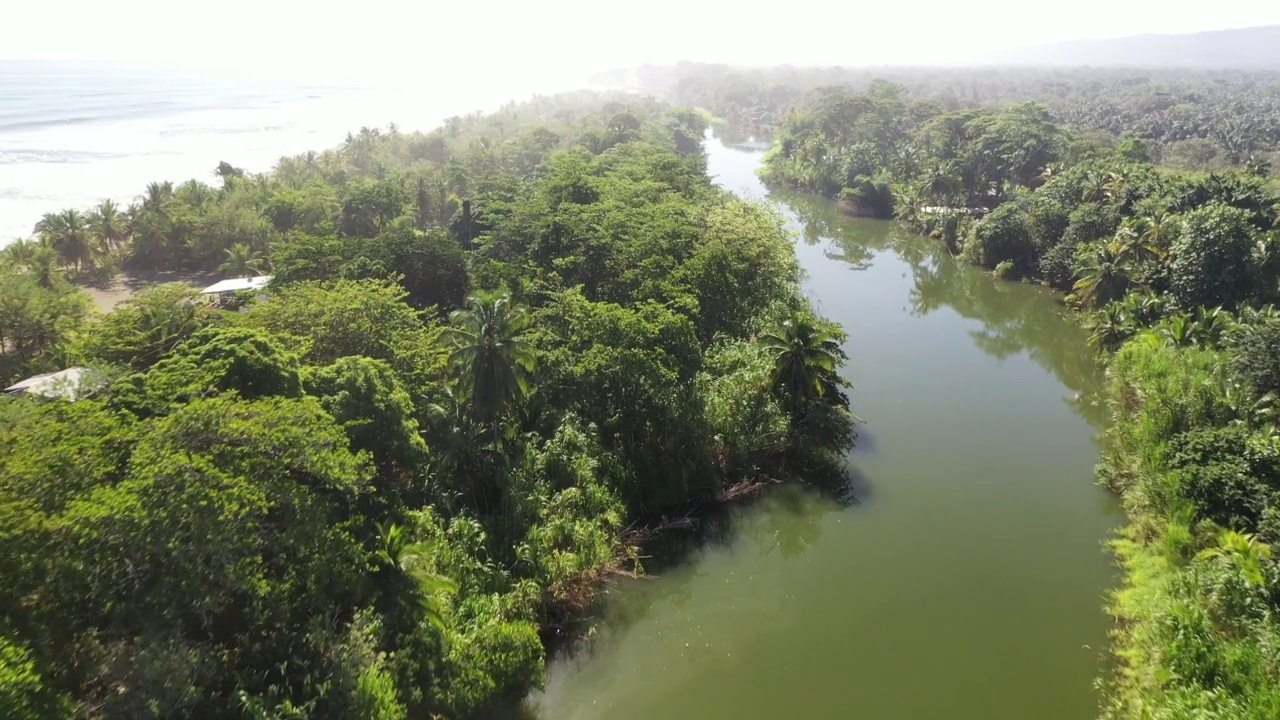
[523,132,1120,720]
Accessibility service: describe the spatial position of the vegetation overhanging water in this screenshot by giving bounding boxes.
[9,62,1280,718]
[523,132,1119,720]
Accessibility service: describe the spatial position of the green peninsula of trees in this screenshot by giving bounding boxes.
[0,94,855,718]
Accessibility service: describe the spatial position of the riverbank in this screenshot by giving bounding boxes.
[1094,339,1280,717]
[523,134,1116,720]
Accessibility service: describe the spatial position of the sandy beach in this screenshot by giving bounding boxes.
[81,270,222,313]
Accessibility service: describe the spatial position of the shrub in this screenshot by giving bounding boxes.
[1025,197,1071,252]
[1038,239,1080,289]
[0,630,68,720]
[960,200,1036,272]
[1169,203,1258,309]
[1061,201,1120,247]
[838,175,895,218]
[1231,318,1280,399]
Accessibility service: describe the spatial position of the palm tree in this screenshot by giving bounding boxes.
[1111,221,1161,265]
[1,237,37,269]
[921,167,963,207]
[177,179,214,210]
[1157,313,1196,347]
[1084,304,1132,352]
[1191,306,1235,346]
[442,290,536,443]
[1080,170,1108,203]
[1072,245,1132,309]
[128,208,170,275]
[758,312,843,416]
[218,242,267,276]
[35,209,95,271]
[1245,154,1272,178]
[140,181,175,219]
[27,243,63,289]
[425,384,485,470]
[373,522,456,629]
[1198,530,1273,585]
[90,199,129,253]
[1103,171,1127,203]
[343,127,381,170]
[894,185,925,226]
[1130,211,1177,252]
[214,161,245,189]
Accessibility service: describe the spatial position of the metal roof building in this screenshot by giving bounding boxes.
[200,276,272,295]
[4,367,91,400]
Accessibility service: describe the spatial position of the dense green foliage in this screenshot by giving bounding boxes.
[693,66,1280,718]
[615,63,1280,171]
[749,81,1280,352]
[0,94,855,718]
[1100,331,1280,719]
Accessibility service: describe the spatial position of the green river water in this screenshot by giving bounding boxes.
[523,134,1120,719]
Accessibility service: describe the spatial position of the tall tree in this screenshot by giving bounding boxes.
[140,181,174,219]
[27,244,62,290]
[1,238,37,270]
[218,242,267,277]
[127,208,170,275]
[442,290,536,442]
[89,200,130,253]
[1073,244,1133,308]
[35,209,95,271]
[758,312,843,416]
[1169,203,1258,309]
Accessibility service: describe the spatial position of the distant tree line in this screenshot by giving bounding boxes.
[611,63,1280,172]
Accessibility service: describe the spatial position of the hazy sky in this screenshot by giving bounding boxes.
[8,0,1280,83]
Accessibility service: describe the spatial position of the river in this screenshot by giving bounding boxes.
[521,133,1120,719]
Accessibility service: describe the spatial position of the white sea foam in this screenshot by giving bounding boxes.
[0,64,579,245]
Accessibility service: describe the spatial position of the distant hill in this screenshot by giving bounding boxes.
[984,25,1280,68]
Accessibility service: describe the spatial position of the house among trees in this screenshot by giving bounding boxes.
[4,367,90,400]
[199,275,272,303]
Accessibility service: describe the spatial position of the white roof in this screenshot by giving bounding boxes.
[5,367,89,400]
[201,276,272,294]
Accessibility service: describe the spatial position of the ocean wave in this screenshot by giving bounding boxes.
[0,97,321,136]
[0,102,182,133]
[157,122,292,138]
[0,116,103,132]
[0,148,127,165]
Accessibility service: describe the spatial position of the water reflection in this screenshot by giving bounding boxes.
[708,123,773,150]
[517,137,1116,720]
[515,487,850,719]
[635,486,853,584]
[775,187,1108,428]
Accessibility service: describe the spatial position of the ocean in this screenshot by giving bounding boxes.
[0,61,580,245]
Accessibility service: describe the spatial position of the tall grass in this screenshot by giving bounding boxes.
[1100,337,1280,719]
